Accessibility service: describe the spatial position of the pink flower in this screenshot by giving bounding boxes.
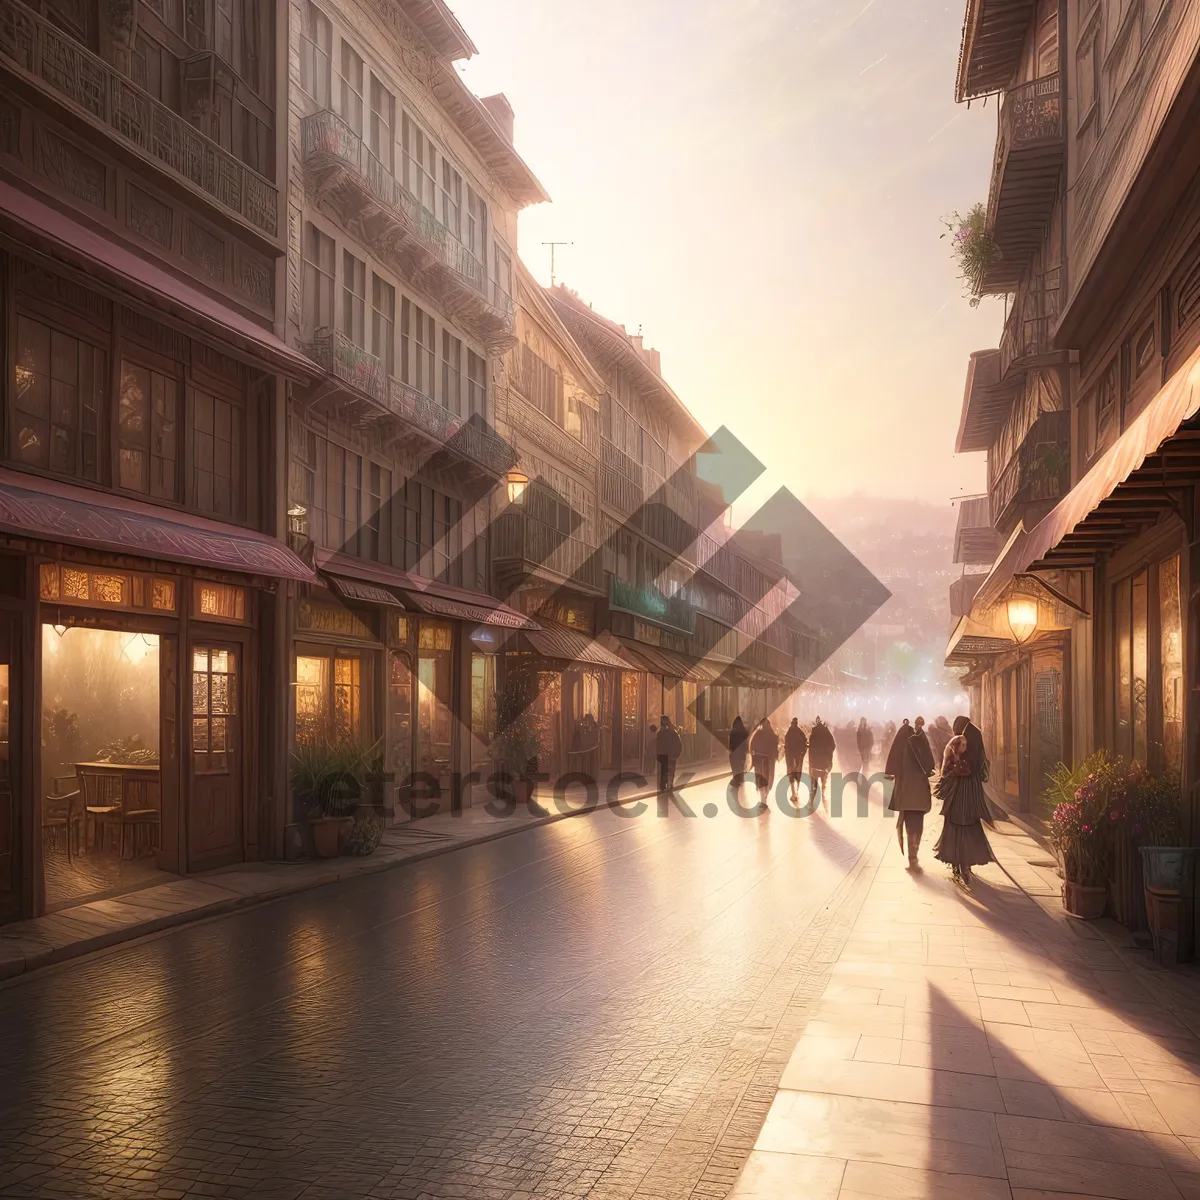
[1082,824,1092,834]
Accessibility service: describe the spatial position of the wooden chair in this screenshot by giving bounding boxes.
[41,787,83,861]
[79,770,122,855]
[120,775,160,859]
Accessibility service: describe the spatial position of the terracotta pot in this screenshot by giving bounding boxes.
[1062,880,1107,920]
[310,815,342,859]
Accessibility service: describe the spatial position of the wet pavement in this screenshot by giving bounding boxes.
[0,773,887,1200]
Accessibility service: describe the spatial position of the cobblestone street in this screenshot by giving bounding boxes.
[0,775,887,1200]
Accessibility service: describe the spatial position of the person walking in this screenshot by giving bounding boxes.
[928,716,953,767]
[655,716,682,794]
[808,716,835,805]
[784,717,808,802]
[728,716,749,789]
[933,716,996,888]
[749,717,779,807]
[887,715,935,869]
[856,718,874,771]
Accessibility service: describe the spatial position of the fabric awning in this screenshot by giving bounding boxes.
[524,626,628,670]
[313,550,537,629]
[325,575,406,608]
[0,183,314,380]
[975,342,1200,611]
[0,468,315,581]
[945,614,1015,666]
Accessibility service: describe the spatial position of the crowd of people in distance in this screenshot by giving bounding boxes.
[718,711,996,891]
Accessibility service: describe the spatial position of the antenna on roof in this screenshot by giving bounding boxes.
[542,241,574,288]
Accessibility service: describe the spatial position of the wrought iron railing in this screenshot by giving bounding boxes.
[0,0,278,237]
[301,110,503,306]
[306,328,384,402]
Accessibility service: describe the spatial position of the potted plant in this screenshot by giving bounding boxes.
[1048,755,1118,919]
[291,738,375,858]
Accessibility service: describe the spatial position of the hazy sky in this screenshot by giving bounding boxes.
[451,0,1005,509]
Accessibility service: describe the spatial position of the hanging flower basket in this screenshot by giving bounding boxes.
[942,204,1001,307]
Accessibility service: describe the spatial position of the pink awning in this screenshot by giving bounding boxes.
[974,341,1200,612]
[0,183,314,379]
[313,550,537,629]
[0,468,315,582]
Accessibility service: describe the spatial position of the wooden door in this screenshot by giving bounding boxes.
[187,641,243,871]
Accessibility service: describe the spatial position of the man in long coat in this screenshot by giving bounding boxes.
[886,716,935,868]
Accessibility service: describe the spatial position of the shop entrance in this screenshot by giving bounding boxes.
[415,620,455,797]
[40,625,170,910]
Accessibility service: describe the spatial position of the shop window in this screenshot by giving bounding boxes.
[190,387,243,520]
[40,563,129,607]
[1114,575,1132,758]
[1131,569,1148,764]
[192,646,236,774]
[12,315,105,482]
[118,360,178,500]
[470,651,495,764]
[295,652,364,746]
[1160,554,1183,774]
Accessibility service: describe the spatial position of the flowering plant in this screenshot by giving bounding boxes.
[1119,765,1183,847]
[942,203,1001,307]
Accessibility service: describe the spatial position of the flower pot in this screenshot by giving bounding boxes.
[1140,846,1194,895]
[1062,880,1107,920]
[1109,827,1147,932]
[309,815,342,859]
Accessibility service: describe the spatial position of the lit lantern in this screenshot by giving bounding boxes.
[506,468,529,505]
[1007,593,1039,644]
[287,504,308,537]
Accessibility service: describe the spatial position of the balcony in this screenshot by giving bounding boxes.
[984,74,1064,293]
[0,0,278,243]
[301,328,516,482]
[999,268,1062,378]
[990,409,1070,536]
[491,511,602,593]
[954,494,1003,566]
[300,111,514,353]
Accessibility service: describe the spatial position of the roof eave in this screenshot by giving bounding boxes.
[397,0,478,62]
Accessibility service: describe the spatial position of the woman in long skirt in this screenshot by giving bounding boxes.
[933,716,996,888]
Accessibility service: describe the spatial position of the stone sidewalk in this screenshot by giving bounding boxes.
[0,765,726,983]
[731,818,1200,1200]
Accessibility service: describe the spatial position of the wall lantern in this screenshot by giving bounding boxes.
[287,504,308,537]
[1007,593,1039,644]
[505,468,529,505]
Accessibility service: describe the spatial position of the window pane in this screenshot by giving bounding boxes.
[1114,577,1132,760]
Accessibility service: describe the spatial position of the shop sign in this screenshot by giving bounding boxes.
[470,626,501,652]
[610,576,694,634]
[297,597,375,640]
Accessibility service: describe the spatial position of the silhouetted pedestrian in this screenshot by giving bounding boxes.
[888,715,934,869]
[856,718,874,771]
[808,716,836,805]
[655,716,682,794]
[784,717,808,801]
[729,716,749,788]
[750,718,779,806]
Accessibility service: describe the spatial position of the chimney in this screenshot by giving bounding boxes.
[644,347,661,375]
[480,93,515,143]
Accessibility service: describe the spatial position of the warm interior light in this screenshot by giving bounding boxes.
[1007,595,1039,643]
[52,624,67,637]
[506,468,529,505]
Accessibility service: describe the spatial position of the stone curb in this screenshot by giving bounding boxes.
[0,767,731,984]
